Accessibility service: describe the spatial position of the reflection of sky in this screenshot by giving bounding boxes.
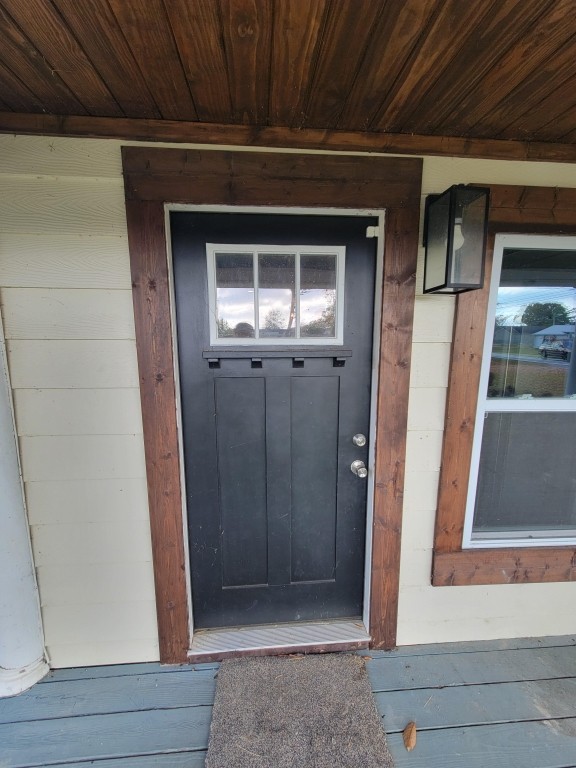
[497,286,576,324]
[301,289,332,323]
[217,288,254,326]
[218,288,333,327]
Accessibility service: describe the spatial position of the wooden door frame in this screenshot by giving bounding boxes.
[122,147,422,663]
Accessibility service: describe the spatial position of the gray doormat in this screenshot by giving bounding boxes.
[205,653,394,768]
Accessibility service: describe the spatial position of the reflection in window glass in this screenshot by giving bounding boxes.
[487,250,576,399]
[469,242,576,543]
[258,253,296,338]
[300,254,337,338]
[215,252,255,338]
[474,412,576,536]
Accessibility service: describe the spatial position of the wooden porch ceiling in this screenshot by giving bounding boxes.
[1,1,576,160]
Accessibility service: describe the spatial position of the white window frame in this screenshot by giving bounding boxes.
[463,233,576,549]
[206,243,346,346]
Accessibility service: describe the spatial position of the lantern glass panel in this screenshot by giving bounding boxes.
[424,190,451,292]
[449,189,487,289]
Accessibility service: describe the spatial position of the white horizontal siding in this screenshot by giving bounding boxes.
[37,562,156,607]
[31,521,153,567]
[0,136,155,669]
[0,135,123,178]
[42,602,158,645]
[1,288,136,340]
[0,175,127,235]
[46,640,160,669]
[409,342,451,388]
[0,233,131,289]
[13,389,143,436]
[407,387,446,431]
[7,340,140,388]
[20,435,146,482]
[25,479,149,525]
[412,296,454,342]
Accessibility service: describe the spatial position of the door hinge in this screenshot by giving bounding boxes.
[366,225,380,238]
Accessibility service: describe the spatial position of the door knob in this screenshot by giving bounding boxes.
[351,460,368,478]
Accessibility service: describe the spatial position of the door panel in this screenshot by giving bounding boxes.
[171,212,377,629]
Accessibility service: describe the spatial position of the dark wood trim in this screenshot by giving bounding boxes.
[370,206,419,649]
[188,639,370,665]
[122,146,422,656]
[433,548,576,586]
[4,111,576,163]
[433,183,576,587]
[122,146,421,208]
[434,234,495,554]
[124,200,190,664]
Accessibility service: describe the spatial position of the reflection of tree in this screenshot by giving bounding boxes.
[521,302,570,327]
[217,318,232,337]
[263,309,288,330]
[300,291,335,337]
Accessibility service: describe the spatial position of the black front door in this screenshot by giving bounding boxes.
[171,212,377,629]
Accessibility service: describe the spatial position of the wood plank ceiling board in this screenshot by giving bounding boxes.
[269,0,328,126]
[219,0,273,124]
[51,0,161,119]
[372,0,499,133]
[297,0,384,129]
[0,1,576,149]
[106,0,197,121]
[431,0,576,137]
[472,27,576,140]
[0,2,87,115]
[336,0,438,131]
[0,60,45,113]
[535,95,576,143]
[394,0,554,136]
[0,0,122,117]
[162,0,232,123]
[505,82,576,143]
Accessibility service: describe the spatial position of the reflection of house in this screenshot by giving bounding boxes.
[531,324,576,349]
[493,325,540,348]
[2,5,576,728]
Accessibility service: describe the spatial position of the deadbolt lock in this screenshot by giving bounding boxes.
[352,433,367,447]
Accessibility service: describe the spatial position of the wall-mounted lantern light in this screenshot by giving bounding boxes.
[423,185,490,294]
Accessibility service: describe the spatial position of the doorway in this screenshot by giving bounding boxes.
[170,212,378,630]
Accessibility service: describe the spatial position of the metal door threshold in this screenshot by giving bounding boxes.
[187,619,371,663]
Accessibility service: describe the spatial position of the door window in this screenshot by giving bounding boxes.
[207,244,345,344]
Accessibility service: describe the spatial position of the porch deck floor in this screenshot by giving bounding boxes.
[1,635,576,767]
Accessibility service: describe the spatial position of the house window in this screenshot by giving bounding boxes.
[207,244,345,345]
[464,235,576,548]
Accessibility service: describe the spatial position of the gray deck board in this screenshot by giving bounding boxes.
[387,719,576,768]
[24,755,207,768]
[0,669,217,724]
[0,708,211,768]
[1,635,575,768]
[367,645,576,691]
[367,634,576,658]
[43,662,217,683]
[376,678,576,732]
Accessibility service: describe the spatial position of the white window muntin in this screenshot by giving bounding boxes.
[206,243,346,345]
[463,233,576,549]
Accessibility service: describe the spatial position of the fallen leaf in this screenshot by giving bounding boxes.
[403,721,417,751]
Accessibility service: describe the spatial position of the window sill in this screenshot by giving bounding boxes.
[432,547,576,586]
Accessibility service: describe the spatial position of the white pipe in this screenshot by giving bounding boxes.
[0,312,48,696]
